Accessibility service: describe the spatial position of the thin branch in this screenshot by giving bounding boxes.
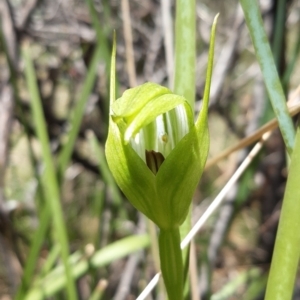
[121,0,137,87]
[205,85,300,169]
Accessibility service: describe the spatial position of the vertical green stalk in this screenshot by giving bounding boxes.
[174,0,196,109]
[159,228,183,300]
[264,124,300,299]
[23,46,78,300]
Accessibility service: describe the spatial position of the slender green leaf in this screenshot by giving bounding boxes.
[1,26,54,300]
[271,0,286,69]
[25,234,150,299]
[23,45,78,300]
[57,44,102,179]
[239,0,295,154]
[86,0,111,65]
[198,14,219,128]
[15,205,51,300]
[174,0,196,109]
[211,268,262,300]
[282,22,300,86]
[265,125,300,299]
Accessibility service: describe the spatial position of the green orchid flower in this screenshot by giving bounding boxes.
[106,81,208,230]
[105,14,218,300]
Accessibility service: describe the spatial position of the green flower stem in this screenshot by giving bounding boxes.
[264,124,300,300]
[159,228,183,300]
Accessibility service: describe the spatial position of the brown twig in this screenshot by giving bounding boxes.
[205,85,300,169]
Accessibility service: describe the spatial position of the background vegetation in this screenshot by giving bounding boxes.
[0,0,300,299]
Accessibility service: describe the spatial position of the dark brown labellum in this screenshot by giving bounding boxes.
[145,150,165,175]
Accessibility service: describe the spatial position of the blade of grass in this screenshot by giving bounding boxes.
[86,0,119,121]
[91,181,105,248]
[261,0,287,124]
[239,0,295,154]
[1,25,56,299]
[282,24,300,86]
[23,45,78,300]
[2,24,77,298]
[272,0,286,70]
[173,0,196,109]
[15,204,51,300]
[25,234,150,299]
[86,0,111,65]
[20,15,114,296]
[211,268,262,300]
[57,43,102,180]
[40,244,61,276]
[264,123,300,299]
[32,250,83,287]
[243,273,268,300]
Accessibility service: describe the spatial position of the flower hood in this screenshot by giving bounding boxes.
[105,82,209,230]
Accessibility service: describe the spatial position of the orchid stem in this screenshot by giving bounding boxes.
[159,227,183,300]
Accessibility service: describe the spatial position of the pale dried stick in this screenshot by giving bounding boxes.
[189,240,200,300]
[136,273,161,300]
[121,0,137,87]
